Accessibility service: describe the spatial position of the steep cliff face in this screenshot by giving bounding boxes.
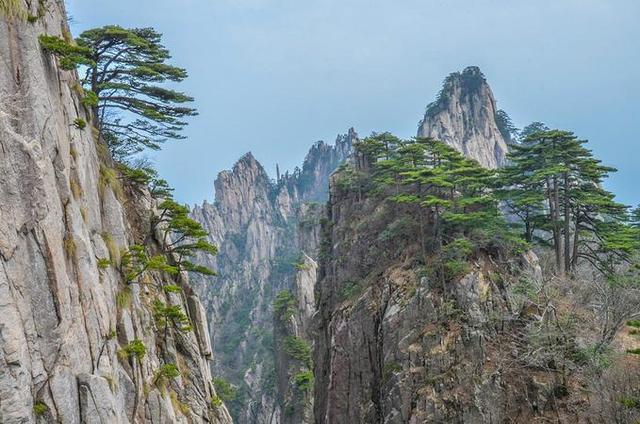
[190,131,355,423]
[417,66,509,169]
[313,165,548,423]
[0,2,230,423]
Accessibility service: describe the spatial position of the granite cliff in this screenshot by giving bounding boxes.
[190,131,356,423]
[418,66,510,169]
[0,2,231,422]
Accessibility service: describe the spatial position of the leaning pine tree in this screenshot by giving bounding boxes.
[77,26,197,160]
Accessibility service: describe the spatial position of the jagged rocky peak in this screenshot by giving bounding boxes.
[189,129,355,423]
[282,127,358,201]
[418,66,509,168]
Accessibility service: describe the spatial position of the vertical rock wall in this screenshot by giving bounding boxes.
[0,2,231,422]
[190,132,355,423]
[417,66,509,169]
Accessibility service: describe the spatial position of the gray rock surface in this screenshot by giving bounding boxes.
[190,131,355,423]
[417,66,509,168]
[313,165,545,423]
[0,2,231,422]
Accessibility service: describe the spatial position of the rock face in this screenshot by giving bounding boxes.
[417,66,510,168]
[313,163,546,423]
[190,131,355,423]
[0,2,230,423]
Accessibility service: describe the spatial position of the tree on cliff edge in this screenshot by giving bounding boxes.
[77,26,197,160]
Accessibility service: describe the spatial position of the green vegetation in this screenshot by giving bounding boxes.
[273,290,296,321]
[121,244,178,283]
[382,361,402,384]
[97,258,112,269]
[213,377,237,402]
[210,395,223,408]
[350,134,524,283]
[498,129,639,275]
[627,348,640,355]
[350,129,640,281]
[162,284,182,294]
[119,339,146,361]
[116,287,132,309]
[33,402,48,416]
[154,363,180,388]
[38,35,94,70]
[283,336,312,369]
[627,320,640,328]
[293,370,314,392]
[73,118,87,130]
[338,280,364,301]
[153,198,217,276]
[153,300,192,332]
[75,26,196,160]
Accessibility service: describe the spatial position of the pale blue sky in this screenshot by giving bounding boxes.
[66,0,640,206]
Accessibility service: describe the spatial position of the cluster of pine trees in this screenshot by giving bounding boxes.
[351,128,640,279]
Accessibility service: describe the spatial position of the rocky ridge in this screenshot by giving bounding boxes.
[189,131,356,423]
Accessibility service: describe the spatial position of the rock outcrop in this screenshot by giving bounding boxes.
[190,131,355,423]
[313,162,547,423]
[417,66,510,168]
[0,2,230,423]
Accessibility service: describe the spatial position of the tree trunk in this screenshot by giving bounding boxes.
[563,172,571,273]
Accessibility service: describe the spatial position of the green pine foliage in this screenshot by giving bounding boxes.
[75,26,197,160]
[352,134,525,282]
[38,35,94,70]
[283,336,312,369]
[154,198,217,276]
[119,339,146,361]
[293,370,314,392]
[213,377,237,402]
[273,290,296,321]
[121,244,178,283]
[153,300,192,332]
[498,128,640,275]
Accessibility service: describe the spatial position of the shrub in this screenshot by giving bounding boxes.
[119,339,146,361]
[154,363,180,388]
[293,370,314,392]
[273,290,296,321]
[213,377,237,402]
[163,284,182,294]
[116,288,132,309]
[73,118,87,130]
[210,394,223,408]
[81,90,99,108]
[626,348,640,355]
[33,402,48,416]
[283,336,312,368]
[338,280,363,301]
[627,320,640,328]
[382,361,402,384]
[153,300,192,332]
[97,258,112,269]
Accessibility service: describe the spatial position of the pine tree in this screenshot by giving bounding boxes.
[499,129,638,274]
[76,26,197,160]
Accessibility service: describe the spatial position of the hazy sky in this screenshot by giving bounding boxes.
[66,0,640,206]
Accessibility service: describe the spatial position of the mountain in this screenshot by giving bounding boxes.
[190,67,518,423]
[189,131,356,423]
[417,66,510,168]
[0,5,230,423]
